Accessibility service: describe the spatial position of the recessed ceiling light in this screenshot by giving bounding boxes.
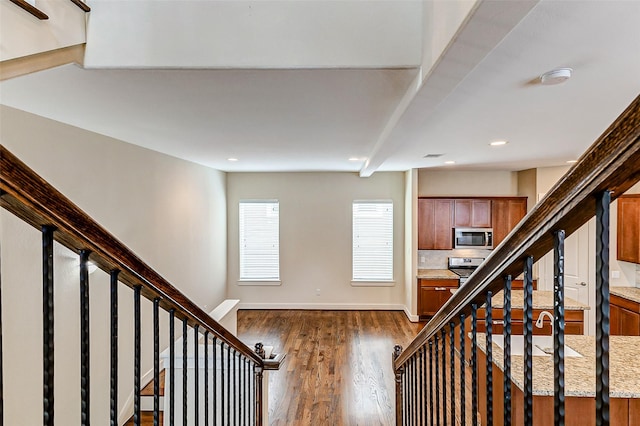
[540,67,573,85]
[566,160,577,164]
[444,160,456,165]
[348,157,361,162]
[227,158,239,162]
[490,140,508,146]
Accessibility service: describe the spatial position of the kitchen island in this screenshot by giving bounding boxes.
[472,334,640,425]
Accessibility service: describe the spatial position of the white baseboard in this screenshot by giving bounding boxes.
[403,306,420,322]
[238,302,407,311]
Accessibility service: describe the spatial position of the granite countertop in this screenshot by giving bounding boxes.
[475,334,640,398]
[610,287,640,304]
[417,269,459,280]
[487,290,590,311]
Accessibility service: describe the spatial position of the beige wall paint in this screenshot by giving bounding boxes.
[517,168,537,212]
[405,169,419,319]
[417,169,518,197]
[0,106,227,423]
[227,172,406,309]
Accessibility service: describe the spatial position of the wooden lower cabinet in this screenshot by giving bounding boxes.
[475,307,584,335]
[418,278,458,318]
[611,294,640,336]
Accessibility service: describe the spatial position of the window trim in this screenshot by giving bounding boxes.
[238,200,280,283]
[352,200,394,284]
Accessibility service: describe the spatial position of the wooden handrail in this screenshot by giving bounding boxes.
[69,0,90,12]
[9,0,48,19]
[0,145,263,366]
[395,93,640,369]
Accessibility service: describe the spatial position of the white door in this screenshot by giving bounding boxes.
[538,218,594,335]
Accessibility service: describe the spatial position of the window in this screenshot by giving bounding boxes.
[239,201,280,281]
[352,201,393,282]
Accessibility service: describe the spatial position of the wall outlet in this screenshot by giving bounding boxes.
[420,256,426,263]
[611,270,620,279]
[315,288,321,296]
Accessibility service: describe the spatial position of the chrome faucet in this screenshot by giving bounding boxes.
[535,310,554,335]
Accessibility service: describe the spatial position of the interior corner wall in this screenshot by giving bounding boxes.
[517,168,537,212]
[405,169,419,320]
[226,172,406,309]
[0,105,227,424]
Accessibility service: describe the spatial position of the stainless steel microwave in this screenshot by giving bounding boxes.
[454,227,493,249]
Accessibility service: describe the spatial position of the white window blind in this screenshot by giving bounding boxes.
[239,201,280,280]
[352,201,393,281]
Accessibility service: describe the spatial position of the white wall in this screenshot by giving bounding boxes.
[227,172,406,309]
[0,0,86,61]
[85,1,422,68]
[418,169,518,197]
[0,106,227,424]
[405,169,419,319]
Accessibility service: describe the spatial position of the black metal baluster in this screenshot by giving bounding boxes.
[412,355,417,426]
[169,309,175,426]
[442,328,447,426]
[194,325,199,426]
[486,291,493,426]
[523,255,534,426]
[503,275,512,426]
[435,333,440,426]
[554,230,566,425]
[596,190,611,426]
[42,226,55,426]
[449,323,455,426]
[429,340,434,425]
[153,298,161,426]
[110,270,119,426]
[134,286,142,426]
[227,345,231,425]
[460,314,466,426]
[221,342,225,425]
[471,304,478,426]
[0,235,3,426]
[233,349,238,426]
[183,319,188,426]
[238,351,242,426]
[80,250,90,426]
[213,338,218,424]
[418,347,423,426]
[205,331,209,426]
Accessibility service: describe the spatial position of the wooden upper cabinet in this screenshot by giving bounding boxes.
[617,195,640,264]
[454,199,492,228]
[492,198,527,247]
[418,198,453,249]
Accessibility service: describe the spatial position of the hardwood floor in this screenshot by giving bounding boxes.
[237,310,425,426]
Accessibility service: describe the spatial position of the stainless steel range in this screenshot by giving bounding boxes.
[448,257,485,286]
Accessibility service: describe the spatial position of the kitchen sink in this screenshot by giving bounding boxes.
[491,335,583,358]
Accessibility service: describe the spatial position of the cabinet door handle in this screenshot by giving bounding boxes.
[435,287,447,291]
[493,320,504,325]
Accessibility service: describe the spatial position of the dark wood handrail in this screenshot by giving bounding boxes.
[395,93,640,369]
[9,0,48,19]
[0,145,263,366]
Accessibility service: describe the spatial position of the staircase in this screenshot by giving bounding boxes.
[125,371,165,425]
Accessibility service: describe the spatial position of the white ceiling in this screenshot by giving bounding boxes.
[1,0,640,175]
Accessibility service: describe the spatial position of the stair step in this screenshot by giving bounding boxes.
[124,411,163,425]
[141,369,165,396]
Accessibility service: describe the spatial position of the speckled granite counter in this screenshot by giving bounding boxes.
[611,286,640,304]
[487,290,590,311]
[476,334,640,398]
[416,269,459,280]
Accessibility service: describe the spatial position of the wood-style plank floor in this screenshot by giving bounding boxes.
[238,310,425,426]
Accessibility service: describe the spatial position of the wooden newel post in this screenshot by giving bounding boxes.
[393,345,404,426]
[254,343,265,426]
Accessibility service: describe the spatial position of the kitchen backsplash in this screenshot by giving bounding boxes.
[418,249,493,269]
[636,264,640,288]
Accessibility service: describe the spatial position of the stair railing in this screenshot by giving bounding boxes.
[394,94,640,425]
[0,145,282,425]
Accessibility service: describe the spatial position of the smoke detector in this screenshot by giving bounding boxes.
[539,68,573,85]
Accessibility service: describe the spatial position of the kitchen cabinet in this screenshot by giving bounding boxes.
[454,199,492,228]
[418,278,458,318]
[617,195,640,264]
[492,197,527,247]
[475,307,584,335]
[418,199,453,250]
[611,294,640,336]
